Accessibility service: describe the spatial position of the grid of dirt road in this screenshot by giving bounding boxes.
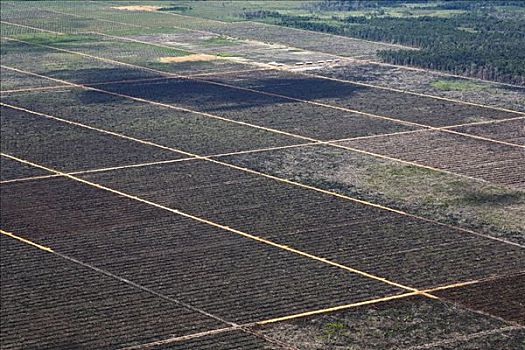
[1,2,524,350]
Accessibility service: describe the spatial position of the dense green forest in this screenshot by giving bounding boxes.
[244,1,525,84]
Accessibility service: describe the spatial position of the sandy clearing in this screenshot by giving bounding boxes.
[112,6,161,12]
[159,54,219,63]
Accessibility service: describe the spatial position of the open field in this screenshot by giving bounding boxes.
[1,1,524,349]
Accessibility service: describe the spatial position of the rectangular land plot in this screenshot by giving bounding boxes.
[257,295,511,350]
[1,38,162,84]
[434,273,525,325]
[96,78,418,140]
[131,14,400,59]
[0,235,224,350]
[1,89,300,155]
[449,118,525,146]
[0,177,400,323]
[338,130,525,188]
[317,62,525,113]
[80,160,525,289]
[223,144,525,246]
[130,31,336,67]
[200,70,521,127]
[3,30,256,77]
[1,105,184,172]
[0,66,66,92]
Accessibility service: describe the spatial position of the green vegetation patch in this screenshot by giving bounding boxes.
[202,36,240,46]
[430,79,489,91]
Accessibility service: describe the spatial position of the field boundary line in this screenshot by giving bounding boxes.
[404,326,524,350]
[0,20,64,34]
[0,152,433,295]
[117,327,240,350]
[255,280,481,325]
[0,229,297,350]
[3,87,524,249]
[0,174,62,184]
[1,230,54,252]
[440,116,525,129]
[3,34,523,149]
[0,85,73,94]
[0,142,322,185]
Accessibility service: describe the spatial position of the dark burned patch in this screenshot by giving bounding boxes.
[200,70,521,127]
[99,77,289,112]
[47,67,162,85]
[254,296,508,350]
[434,273,525,325]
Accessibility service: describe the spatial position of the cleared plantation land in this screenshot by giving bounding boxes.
[1,90,301,156]
[200,70,521,126]
[77,160,525,288]
[1,81,420,142]
[450,119,525,146]
[339,131,525,188]
[0,106,184,172]
[224,144,525,245]
[1,178,401,322]
[433,272,525,325]
[1,1,524,349]
[0,236,225,349]
[257,295,520,350]
[317,63,525,113]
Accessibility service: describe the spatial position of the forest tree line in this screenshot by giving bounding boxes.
[243,2,525,85]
